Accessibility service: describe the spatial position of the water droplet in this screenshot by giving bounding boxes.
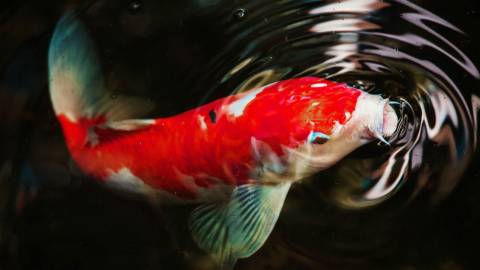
[128,1,143,15]
[233,8,246,20]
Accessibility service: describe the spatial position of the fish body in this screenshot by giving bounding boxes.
[58,77,371,200]
[48,12,398,268]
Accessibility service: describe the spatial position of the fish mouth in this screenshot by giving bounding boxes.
[363,99,399,144]
[382,101,398,138]
[350,93,400,144]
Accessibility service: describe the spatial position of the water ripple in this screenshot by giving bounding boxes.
[191,0,480,210]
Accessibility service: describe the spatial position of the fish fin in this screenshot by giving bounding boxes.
[189,182,291,268]
[251,137,285,175]
[48,11,153,124]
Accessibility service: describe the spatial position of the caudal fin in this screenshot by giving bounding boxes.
[48,11,153,137]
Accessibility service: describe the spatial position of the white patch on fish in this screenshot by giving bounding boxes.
[331,121,344,136]
[227,87,264,117]
[105,119,155,131]
[105,167,188,204]
[198,115,207,130]
[311,83,327,88]
[106,167,147,192]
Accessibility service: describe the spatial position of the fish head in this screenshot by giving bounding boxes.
[326,91,399,143]
[247,78,399,182]
[285,90,399,179]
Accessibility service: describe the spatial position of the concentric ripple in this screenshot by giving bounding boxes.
[189,0,479,209]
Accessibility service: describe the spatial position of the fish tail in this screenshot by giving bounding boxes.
[48,11,153,148]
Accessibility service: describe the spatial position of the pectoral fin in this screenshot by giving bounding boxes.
[188,182,291,268]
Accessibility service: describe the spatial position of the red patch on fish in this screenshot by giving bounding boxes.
[57,77,361,199]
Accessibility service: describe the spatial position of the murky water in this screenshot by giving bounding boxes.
[1,0,480,269]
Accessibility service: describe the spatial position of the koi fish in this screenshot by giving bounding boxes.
[48,12,398,268]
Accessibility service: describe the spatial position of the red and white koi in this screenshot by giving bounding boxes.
[48,12,398,268]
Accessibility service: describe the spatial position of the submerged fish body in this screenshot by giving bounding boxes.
[57,77,386,200]
[48,12,398,268]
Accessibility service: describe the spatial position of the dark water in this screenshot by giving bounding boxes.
[1,0,480,269]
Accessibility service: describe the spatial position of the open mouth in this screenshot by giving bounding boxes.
[383,102,399,138]
[362,100,399,144]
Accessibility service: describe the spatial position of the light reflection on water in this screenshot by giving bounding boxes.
[189,0,479,210]
[187,0,480,267]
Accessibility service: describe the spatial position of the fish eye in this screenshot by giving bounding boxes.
[311,136,328,145]
[308,131,330,145]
